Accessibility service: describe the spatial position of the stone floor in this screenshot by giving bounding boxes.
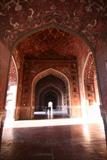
[0,119,107,160]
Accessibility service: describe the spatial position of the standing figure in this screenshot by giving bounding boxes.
[46,101,53,119]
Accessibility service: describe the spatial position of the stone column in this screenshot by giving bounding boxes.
[95,40,107,145]
[15,63,23,120]
[101,108,107,144]
[0,42,11,146]
[0,109,6,147]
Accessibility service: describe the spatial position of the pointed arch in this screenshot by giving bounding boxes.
[31,68,71,118]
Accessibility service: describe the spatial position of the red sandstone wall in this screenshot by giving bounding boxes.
[15,58,81,119]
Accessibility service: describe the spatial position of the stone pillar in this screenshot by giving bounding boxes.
[101,110,107,145]
[0,109,6,147]
[101,108,107,144]
[0,42,11,146]
[95,40,107,145]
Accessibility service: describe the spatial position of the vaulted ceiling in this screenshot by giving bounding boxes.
[1,0,106,83]
[16,28,90,60]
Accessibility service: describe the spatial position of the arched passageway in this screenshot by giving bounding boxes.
[9,26,102,122]
[44,91,58,109]
[37,86,62,110]
[0,1,107,158]
[34,74,70,119]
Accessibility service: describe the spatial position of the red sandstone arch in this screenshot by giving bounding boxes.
[37,86,62,112]
[0,0,106,115]
[37,84,64,108]
[12,25,93,120]
[12,23,94,54]
[31,68,71,119]
[0,0,107,145]
[7,22,103,121]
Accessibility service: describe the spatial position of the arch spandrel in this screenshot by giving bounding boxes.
[0,0,106,49]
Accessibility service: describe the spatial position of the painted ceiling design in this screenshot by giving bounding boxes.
[16,28,90,59]
[0,0,106,48]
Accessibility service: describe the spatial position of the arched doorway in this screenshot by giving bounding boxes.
[13,27,93,120]
[38,86,62,111]
[44,90,58,110]
[32,68,71,119]
[11,26,101,121]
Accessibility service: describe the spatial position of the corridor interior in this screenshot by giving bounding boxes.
[1,26,107,160]
[0,1,107,160]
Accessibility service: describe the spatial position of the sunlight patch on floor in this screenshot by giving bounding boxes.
[4,116,104,129]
